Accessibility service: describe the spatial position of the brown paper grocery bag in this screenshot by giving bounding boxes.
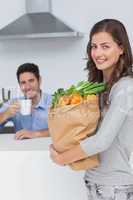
[48,97,100,170]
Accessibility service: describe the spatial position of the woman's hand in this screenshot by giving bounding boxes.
[49,144,65,166]
[49,144,88,166]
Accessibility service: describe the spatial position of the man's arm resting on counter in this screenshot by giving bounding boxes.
[15,129,49,140]
[34,129,49,137]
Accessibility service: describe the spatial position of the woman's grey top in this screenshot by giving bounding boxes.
[80,76,133,185]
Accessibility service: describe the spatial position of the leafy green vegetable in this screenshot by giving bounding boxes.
[51,81,106,108]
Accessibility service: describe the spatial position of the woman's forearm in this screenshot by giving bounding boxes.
[57,144,88,165]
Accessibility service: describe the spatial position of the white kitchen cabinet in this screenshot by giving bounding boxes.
[0,134,87,200]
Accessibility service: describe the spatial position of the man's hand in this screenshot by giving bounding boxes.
[0,102,20,123]
[15,129,49,140]
[5,102,20,119]
[15,129,36,140]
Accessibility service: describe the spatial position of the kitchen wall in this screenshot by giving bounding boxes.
[0,0,133,95]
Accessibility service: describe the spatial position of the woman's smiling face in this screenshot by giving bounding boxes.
[90,32,123,73]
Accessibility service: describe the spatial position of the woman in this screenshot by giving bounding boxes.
[50,19,133,199]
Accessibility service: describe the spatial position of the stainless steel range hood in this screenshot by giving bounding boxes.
[0,0,82,39]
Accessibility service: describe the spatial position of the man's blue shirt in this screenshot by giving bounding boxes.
[0,92,52,132]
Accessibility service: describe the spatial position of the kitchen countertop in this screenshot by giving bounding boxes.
[0,134,87,200]
[0,133,51,151]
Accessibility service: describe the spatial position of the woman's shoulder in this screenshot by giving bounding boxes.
[109,76,133,100]
[113,76,133,87]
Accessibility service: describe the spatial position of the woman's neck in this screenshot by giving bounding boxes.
[103,67,115,83]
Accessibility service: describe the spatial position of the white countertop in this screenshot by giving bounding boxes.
[0,134,87,200]
[0,134,51,151]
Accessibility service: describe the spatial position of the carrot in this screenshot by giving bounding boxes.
[70,93,82,104]
[58,95,71,106]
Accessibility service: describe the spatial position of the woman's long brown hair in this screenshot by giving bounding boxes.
[85,19,133,105]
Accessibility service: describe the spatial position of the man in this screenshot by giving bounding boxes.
[0,63,52,139]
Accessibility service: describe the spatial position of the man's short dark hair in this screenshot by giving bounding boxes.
[16,63,40,82]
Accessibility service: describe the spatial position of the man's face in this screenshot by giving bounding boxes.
[19,72,41,99]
